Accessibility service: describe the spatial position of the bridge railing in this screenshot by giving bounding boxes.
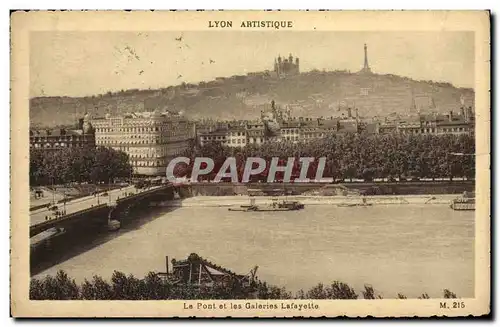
[30,184,172,237]
[116,185,171,204]
[30,204,108,235]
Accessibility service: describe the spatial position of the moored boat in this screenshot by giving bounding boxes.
[228,199,304,212]
[337,203,373,207]
[450,191,475,211]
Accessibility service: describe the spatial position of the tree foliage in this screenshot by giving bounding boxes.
[30,147,133,186]
[30,270,459,300]
[176,133,475,182]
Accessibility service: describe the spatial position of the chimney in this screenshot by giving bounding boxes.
[60,128,66,136]
[46,129,51,136]
[449,111,453,122]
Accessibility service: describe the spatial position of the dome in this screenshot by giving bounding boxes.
[83,112,91,122]
[105,113,111,119]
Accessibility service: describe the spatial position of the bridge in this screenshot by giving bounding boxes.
[30,184,174,238]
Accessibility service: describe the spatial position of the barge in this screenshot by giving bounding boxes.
[450,192,475,211]
[450,198,475,211]
[228,198,304,212]
[337,203,373,207]
[337,197,372,207]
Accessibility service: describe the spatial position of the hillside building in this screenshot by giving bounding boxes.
[274,53,300,78]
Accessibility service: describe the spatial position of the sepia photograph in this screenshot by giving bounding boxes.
[10,10,490,317]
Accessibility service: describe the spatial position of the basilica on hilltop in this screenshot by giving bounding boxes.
[274,53,300,78]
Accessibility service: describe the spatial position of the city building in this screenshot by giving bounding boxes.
[30,114,95,150]
[195,98,474,149]
[394,108,474,136]
[196,101,359,147]
[246,121,266,145]
[227,126,248,148]
[199,130,228,147]
[92,111,195,176]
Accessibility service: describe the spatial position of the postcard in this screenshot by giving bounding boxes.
[10,10,490,317]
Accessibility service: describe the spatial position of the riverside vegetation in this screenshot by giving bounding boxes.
[175,133,475,182]
[30,146,133,186]
[30,270,458,300]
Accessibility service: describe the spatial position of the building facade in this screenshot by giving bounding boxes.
[93,111,195,176]
[30,114,95,150]
[196,101,475,149]
[394,108,474,136]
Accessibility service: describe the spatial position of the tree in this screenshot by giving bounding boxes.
[443,289,457,299]
[29,270,79,300]
[29,146,133,186]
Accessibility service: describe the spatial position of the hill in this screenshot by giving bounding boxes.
[29,71,474,127]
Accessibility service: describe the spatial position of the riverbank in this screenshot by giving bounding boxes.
[153,194,459,208]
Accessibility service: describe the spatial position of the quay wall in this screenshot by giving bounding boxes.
[156,194,460,208]
[183,181,474,197]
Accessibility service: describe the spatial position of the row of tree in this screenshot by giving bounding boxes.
[30,270,458,300]
[30,147,133,186]
[175,133,475,182]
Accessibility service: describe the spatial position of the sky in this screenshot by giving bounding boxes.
[30,31,474,98]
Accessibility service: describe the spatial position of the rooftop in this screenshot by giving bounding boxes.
[30,129,85,137]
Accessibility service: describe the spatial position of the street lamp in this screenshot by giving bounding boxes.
[96,184,100,205]
[51,176,56,205]
[63,192,67,215]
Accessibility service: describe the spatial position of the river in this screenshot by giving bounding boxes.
[33,204,474,298]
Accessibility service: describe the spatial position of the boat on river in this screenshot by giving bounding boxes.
[337,203,373,207]
[337,197,372,207]
[228,198,304,212]
[450,192,475,211]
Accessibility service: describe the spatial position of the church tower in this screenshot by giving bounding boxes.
[360,43,372,74]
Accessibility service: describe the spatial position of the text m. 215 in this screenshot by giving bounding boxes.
[440,302,465,309]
